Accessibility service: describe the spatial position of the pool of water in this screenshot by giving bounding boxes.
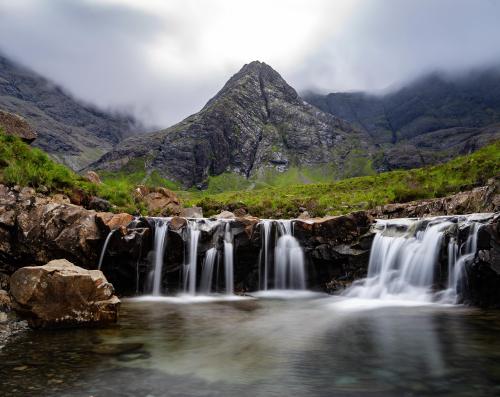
[1,293,500,396]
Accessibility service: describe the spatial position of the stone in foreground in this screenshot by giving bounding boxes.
[9,259,119,328]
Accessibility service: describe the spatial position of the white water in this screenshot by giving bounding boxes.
[273,220,306,290]
[439,222,481,303]
[200,248,217,294]
[224,222,234,295]
[97,229,115,270]
[345,216,485,303]
[260,220,272,290]
[152,220,169,296]
[184,221,200,295]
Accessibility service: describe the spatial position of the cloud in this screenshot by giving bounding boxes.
[0,0,499,127]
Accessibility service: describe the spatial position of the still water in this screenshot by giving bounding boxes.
[1,293,500,397]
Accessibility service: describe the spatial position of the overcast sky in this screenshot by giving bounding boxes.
[1,0,500,127]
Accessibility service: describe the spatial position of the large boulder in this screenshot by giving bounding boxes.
[9,259,120,328]
[0,110,37,143]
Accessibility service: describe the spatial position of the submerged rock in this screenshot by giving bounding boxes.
[9,259,120,328]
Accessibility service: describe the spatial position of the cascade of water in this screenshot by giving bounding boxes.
[260,220,272,290]
[184,221,201,295]
[152,220,169,295]
[345,216,485,303]
[440,222,481,303]
[273,220,306,290]
[223,222,234,295]
[201,248,217,294]
[97,230,116,270]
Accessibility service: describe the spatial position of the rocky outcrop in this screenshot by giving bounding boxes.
[371,178,499,219]
[461,215,500,308]
[91,61,371,188]
[0,109,37,143]
[0,184,138,279]
[294,212,374,291]
[9,259,120,328]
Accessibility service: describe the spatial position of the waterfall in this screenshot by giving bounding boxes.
[344,216,485,303]
[439,222,481,303]
[97,229,116,270]
[273,220,306,290]
[200,248,217,294]
[152,220,169,296]
[224,222,234,295]
[184,221,200,295]
[260,220,272,290]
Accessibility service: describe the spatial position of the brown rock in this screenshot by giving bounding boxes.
[50,194,71,205]
[179,207,203,218]
[96,212,134,233]
[215,210,235,219]
[169,216,187,231]
[15,202,101,266]
[142,187,181,215]
[84,171,102,185]
[0,110,37,143]
[0,209,16,227]
[10,259,120,328]
[0,290,11,311]
[234,208,247,217]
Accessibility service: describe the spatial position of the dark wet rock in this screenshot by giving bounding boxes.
[90,342,144,355]
[9,259,120,328]
[461,215,500,308]
[294,212,374,292]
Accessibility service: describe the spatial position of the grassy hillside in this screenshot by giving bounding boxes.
[1,129,498,218]
[181,141,500,218]
[0,130,146,213]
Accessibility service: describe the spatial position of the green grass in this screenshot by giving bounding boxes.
[180,141,500,218]
[0,130,144,213]
[2,128,499,218]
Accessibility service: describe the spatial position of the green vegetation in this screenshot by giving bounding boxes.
[0,131,145,213]
[180,141,500,218]
[1,128,498,218]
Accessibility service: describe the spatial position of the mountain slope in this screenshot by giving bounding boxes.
[0,54,140,170]
[92,61,372,188]
[305,68,500,170]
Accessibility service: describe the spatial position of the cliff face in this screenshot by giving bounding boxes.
[305,69,500,170]
[92,61,371,188]
[0,55,140,170]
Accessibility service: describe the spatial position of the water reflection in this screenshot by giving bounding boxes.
[1,297,500,396]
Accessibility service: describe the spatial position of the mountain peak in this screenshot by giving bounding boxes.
[93,62,362,188]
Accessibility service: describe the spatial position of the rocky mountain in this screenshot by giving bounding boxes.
[0,54,140,170]
[305,68,500,170]
[92,61,372,188]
